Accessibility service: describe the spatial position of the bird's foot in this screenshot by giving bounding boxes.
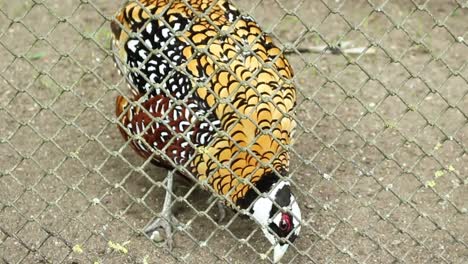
[144,216,176,250]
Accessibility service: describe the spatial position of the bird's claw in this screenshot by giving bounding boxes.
[144,217,174,250]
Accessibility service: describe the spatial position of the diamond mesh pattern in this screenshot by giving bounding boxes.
[0,0,466,263]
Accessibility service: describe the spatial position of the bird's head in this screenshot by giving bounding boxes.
[250,180,301,263]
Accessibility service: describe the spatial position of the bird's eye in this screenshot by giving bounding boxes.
[279,213,292,232]
[279,220,288,230]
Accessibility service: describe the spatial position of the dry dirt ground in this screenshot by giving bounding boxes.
[0,0,467,263]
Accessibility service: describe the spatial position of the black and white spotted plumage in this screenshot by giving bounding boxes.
[112,1,301,262]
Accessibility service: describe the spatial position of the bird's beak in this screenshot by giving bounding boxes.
[273,243,289,263]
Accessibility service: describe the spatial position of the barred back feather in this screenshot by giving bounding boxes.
[112,0,296,207]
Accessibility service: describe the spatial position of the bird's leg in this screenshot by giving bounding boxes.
[144,170,177,250]
[207,195,227,223]
[216,200,226,223]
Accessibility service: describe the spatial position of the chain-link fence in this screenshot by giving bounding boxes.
[0,0,467,263]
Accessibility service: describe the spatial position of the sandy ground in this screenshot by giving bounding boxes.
[0,0,466,263]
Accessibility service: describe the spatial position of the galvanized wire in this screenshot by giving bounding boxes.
[0,0,466,263]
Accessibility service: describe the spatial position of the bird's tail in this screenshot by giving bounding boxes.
[115,95,132,142]
[116,95,129,120]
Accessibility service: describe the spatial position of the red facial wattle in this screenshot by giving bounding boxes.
[280,213,292,232]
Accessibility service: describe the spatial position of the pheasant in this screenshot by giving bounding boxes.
[111,0,301,262]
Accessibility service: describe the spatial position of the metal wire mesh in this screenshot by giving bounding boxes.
[0,0,466,263]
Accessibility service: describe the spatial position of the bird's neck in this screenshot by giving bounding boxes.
[236,169,287,210]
